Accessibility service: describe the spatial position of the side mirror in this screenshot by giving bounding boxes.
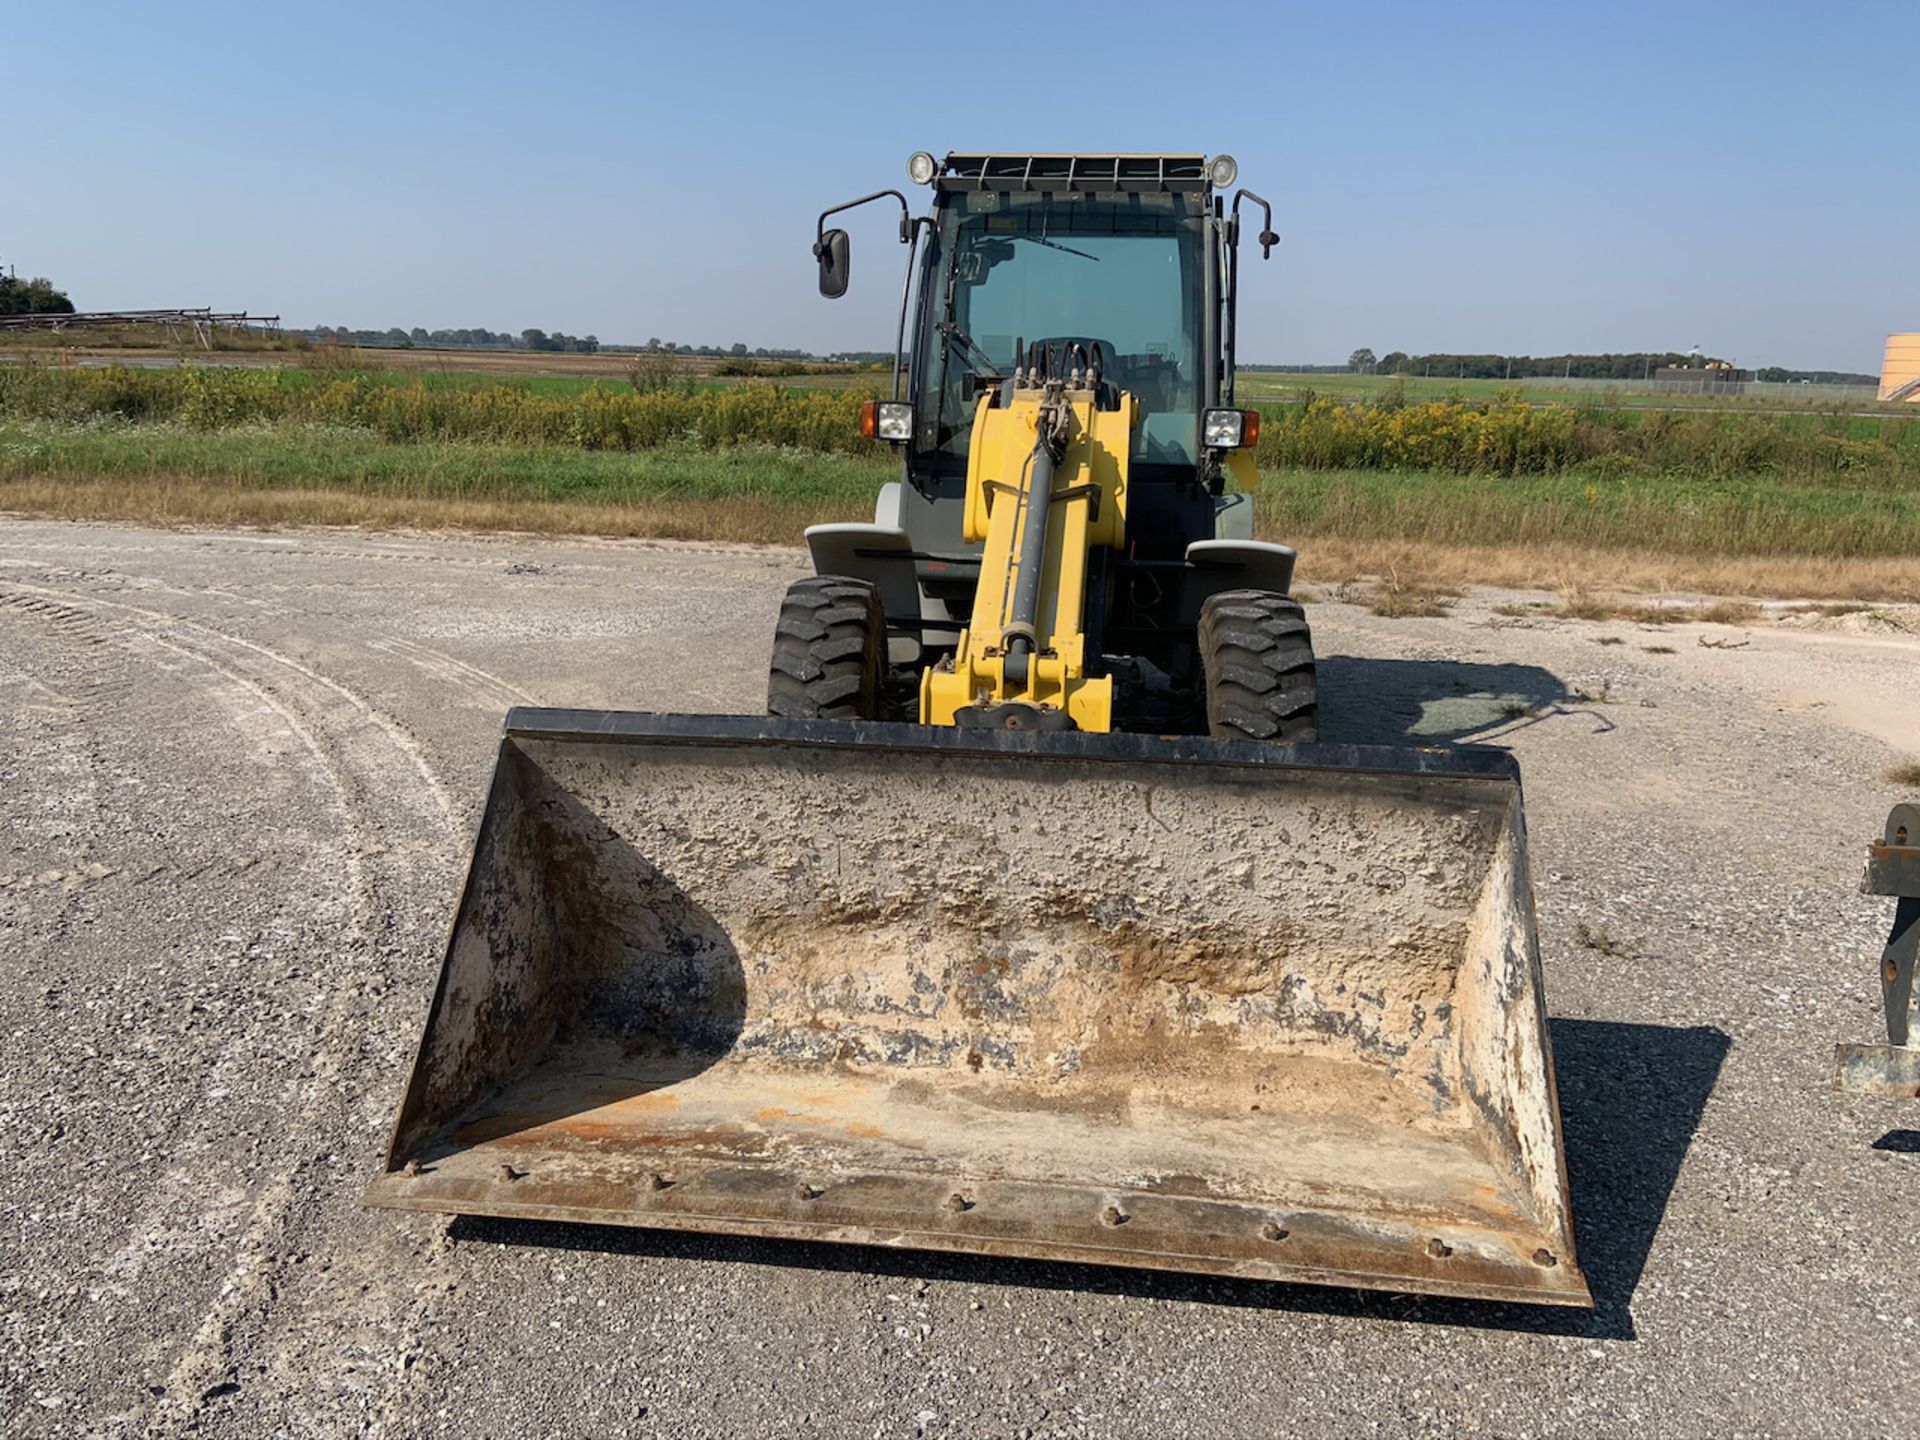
[815,229,850,299]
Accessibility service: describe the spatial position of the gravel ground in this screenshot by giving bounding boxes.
[2,518,1915,1439]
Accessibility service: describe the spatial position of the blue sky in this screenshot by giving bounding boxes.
[5,1,1914,370]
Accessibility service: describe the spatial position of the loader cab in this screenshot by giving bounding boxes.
[910,187,1210,472]
[878,161,1214,610]
[899,161,1229,574]
[807,152,1288,722]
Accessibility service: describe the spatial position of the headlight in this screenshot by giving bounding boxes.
[1203,407,1259,448]
[859,400,915,441]
[907,151,938,185]
[1206,154,1238,189]
[875,400,914,442]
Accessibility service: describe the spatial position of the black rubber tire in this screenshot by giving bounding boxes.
[1198,589,1318,743]
[766,576,886,720]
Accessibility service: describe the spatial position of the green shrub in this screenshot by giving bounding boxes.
[1252,392,1919,486]
[3,362,1916,489]
[0,362,883,457]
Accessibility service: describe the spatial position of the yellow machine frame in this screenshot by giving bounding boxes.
[920,386,1137,731]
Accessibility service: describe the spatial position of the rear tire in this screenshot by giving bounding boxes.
[1199,589,1318,743]
[767,576,886,721]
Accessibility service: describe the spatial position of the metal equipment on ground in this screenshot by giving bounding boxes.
[368,153,1589,1307]
[1835,803,1920,1097]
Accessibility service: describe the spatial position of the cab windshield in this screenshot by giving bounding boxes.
[917,190,1206,466]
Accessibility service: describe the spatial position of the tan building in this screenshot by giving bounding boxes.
[1882,333,1920,402]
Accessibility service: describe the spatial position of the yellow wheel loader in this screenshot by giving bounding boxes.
[368,153,1589,1307]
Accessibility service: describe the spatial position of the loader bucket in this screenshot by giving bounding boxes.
[368,711,1589,1307]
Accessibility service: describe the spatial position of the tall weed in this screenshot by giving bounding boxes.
[0,362,881,456]
[3,362,1916,486]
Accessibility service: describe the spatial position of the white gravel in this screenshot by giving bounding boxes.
[1,517,1916,1439]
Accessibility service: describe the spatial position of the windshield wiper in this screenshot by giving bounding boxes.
[937,322,1002,380]
[1024,235,1100,262]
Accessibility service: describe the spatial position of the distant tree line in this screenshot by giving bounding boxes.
[299,325,600,353]
[622,344,895,365]
[611,339,819,360]
[1239,363,1358,374]
[279,329,1879,387]
[1321,351,1876,386]
[291,328,877,361]
[0,271,75,316]
[1371,351,1734,380]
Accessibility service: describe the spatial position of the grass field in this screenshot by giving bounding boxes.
[6,419,1919,599]
[0,336,883,389]
[1234,371,1894,412]
[6,341,1888,408]
[291,366,879,397]
[4,361,1918,599]
[0,423,876,543]
[0,323,308,353]
[7,362,1916,473]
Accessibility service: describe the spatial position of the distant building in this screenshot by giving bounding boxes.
[1654,358,1744,393]
[1880,334,1920,403]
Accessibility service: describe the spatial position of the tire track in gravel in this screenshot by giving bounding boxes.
[0,578,473,1436]
[0,591,145,946]
[2,590,291,1430]
[1,580,462,828]
[364,635,538,708]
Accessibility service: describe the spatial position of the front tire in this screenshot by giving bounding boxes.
[767,576,885,720]
[1199,589,1318,743]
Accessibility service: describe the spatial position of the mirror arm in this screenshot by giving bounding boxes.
[813,191,919,396]
[1230,189,1278,260]
[815,189,914,255]
[1225,190,1278,406]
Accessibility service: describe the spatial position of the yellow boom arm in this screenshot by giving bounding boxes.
[920,384,1136,731]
